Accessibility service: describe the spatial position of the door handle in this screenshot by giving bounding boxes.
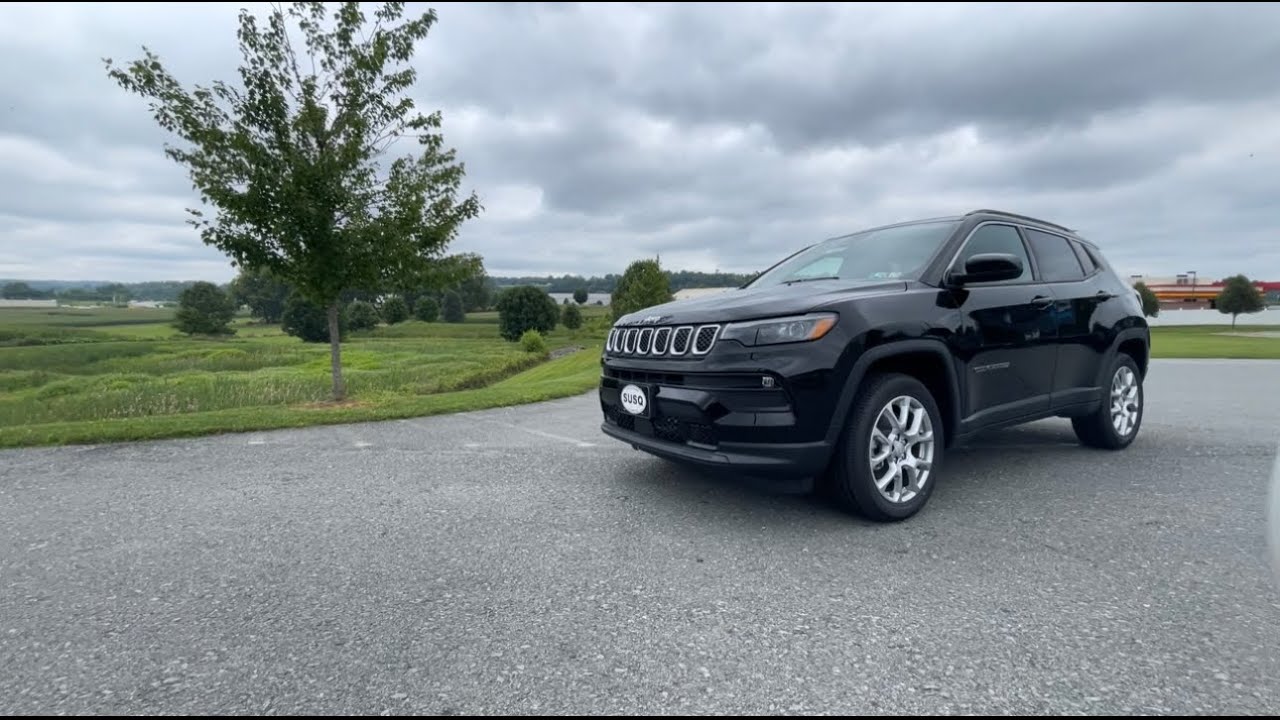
[1095,290,1116,300]
[1030,295,1054,309]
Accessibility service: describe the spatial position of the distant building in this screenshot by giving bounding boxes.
[0,299,57,308]
[1126,274,1280,309]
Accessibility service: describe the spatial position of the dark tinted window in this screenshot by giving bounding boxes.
[954,224,1030,283]
[1026,229,1085,282]
[1071,240,1097,274]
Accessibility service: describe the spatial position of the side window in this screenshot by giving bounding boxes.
[1025,229,1085,282]
[953,224,1030,283]
[1071,240,1097,275]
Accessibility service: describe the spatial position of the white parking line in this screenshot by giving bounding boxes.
[514,425,597,448]
[477,419,596,448]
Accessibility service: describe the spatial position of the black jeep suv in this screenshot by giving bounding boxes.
[598,209,1150,521]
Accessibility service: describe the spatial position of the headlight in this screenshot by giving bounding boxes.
[721,313,838,347]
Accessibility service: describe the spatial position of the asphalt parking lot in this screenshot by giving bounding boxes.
[2,359,1278,715]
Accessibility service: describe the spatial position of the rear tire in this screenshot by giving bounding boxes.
[826,373,945,522]
[1072,354,1143,450]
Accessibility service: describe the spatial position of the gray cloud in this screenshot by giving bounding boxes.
[1,1,1278,283]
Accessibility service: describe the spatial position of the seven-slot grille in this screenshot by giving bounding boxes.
[607,324,720,357]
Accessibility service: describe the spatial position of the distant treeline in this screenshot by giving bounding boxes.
[5,270,760,303]
[2,280,196,303]
[491,270,757,294]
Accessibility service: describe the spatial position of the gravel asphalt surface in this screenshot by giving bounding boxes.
[2,359,1279,715]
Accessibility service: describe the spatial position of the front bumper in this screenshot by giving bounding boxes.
[600,421,831,477]
[598,364,834,477]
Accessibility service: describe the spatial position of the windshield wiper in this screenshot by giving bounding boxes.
[783,275,840,285]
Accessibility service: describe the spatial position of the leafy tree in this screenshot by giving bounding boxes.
[2,282,43,299]
[283,292,346,343]
[1132,281,1159,318]
[573,287,588,304]
[496,285,558,341]
[347,299,379,331]
[381,295,410,325]
[414,296,439,322]
[174,281,236,335]
[442,289,465,323]
[1215,274,1264,328]
[458,273,492,312]
[611,258,673,321]
[106,1,482,399]
[228,267,290,323]
[561,303,582,330]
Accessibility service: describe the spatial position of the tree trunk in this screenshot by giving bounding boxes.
[1232,314,1237,328]
[327,302,346,400]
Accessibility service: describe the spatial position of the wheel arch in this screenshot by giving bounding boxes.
[824,339,962,451]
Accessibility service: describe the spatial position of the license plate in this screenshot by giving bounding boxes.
[618,383,651,418]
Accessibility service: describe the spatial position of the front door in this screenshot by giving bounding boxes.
[948,223,1058,428]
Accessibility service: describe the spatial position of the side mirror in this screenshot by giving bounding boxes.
[948,253,1023,286]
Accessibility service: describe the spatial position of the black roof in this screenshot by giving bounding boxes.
[964,208,1075,234]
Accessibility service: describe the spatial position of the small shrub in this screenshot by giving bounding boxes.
[381,295,410,325]
[561,303,582,330]
[573,287,588,304]
[520,329,548,355]
[347,300,380,331]
[282,294,347,343]
[414,297,440,322]
[174,281,236,335]
[496,285,559,342]
[442,290,465,323]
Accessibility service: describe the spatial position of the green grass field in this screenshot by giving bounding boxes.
[0,302,1274,449]
[1150,324,1280,359]
[0,304,609,448]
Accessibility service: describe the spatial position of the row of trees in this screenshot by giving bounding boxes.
[1132,274,1266,326]
[174,269,476,339]
[489,269,756,294]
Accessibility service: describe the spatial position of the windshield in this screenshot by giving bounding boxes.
[746,219,960,288]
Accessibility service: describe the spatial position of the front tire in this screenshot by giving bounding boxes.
[827,373,945,522]
[1072,354,1144,449]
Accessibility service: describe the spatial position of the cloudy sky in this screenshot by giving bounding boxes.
[1,1,1278,283]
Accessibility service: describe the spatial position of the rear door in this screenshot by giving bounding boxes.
[1022,228,1113,409]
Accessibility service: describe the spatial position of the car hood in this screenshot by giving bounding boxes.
[613,278,910,326]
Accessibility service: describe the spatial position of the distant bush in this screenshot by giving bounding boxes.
[282,293,347,343]
[561,303,582,330]
[583,315,611,339]
[496,285,559,342]
[381,295,410,325]
[347,300,379,331]
[442,290,465,323]
[573,288,588,304]
[520,329,548,355]
[612,258,673,321]
[414,296,440,323]
[174,281,236,336]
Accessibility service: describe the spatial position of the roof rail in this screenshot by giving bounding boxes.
[965,209,1074,234]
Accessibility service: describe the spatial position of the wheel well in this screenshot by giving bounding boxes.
[865,351,956,446]
[1118,338,1148,378]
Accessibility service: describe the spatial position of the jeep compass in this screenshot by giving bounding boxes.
[598,209,1150,521]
